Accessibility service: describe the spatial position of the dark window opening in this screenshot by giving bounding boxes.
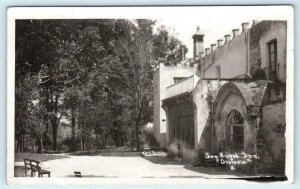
[216,66,221,79]
[173,77,187,84]
[226,110,244,153]
[268,39,277,81]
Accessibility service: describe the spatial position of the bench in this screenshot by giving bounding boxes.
[74,171,82,177]
[23,158,51,177]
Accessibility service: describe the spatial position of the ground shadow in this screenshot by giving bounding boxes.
[14,166,120,178]
[67,146,143,157]
[68,150,141,157]
[183,164,239,176]
[143,156,186,165]
[229,176,288,182]
[65,175,119,178]
[184,164,288,181]
[15,153,69,162]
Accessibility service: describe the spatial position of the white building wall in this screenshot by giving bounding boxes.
[153,62,196,148]
[203,32,248,79]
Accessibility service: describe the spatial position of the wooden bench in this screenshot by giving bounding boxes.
[23,158,51,177]
[74,171,82,177]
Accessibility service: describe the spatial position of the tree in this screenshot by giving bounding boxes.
[27,99,52,154]
[16,20,112,151]
[16,20,69,151]
[153,26,188,66]
[15,73,39,152]
[15,19,187,153]
[105,19,154,151]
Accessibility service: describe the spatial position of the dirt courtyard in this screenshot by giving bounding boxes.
[14,152,237,178]
[16,156,197,178]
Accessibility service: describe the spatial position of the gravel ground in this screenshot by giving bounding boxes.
[15,154,210,178]
[47,156,206,177]
[14,153,283,180]
[14,151,246,178]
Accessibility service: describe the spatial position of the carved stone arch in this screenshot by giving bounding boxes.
[212,82,256,153]
[214,83,250,122]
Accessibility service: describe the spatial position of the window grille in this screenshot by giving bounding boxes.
[226,110,244,153]
[168,102,194,148]
[268,39,277,81]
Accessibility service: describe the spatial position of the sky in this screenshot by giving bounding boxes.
[8,6,292,59]
[151,6,292,58]
[154,17,253,58]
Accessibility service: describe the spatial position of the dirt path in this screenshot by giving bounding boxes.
[40,155,207,178]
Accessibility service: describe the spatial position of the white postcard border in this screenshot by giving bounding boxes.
[7,6,294,185]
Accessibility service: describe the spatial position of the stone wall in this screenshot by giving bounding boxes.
[258,83,286,167]
[260,103,286,164]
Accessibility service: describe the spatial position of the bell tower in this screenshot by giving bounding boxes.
[193,26,204,60]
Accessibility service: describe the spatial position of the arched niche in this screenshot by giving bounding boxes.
[212,82,256,154]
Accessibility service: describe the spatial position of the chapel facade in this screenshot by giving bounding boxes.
[156,20,287,175]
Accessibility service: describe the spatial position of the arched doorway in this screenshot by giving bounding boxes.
[225,110,245,153]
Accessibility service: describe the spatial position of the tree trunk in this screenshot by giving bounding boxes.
[40,132,43,154]
[31,139,35,153]
[80,132,84,151]
[71,108,76,151]
[104,131,108,150]
[135,120,140,151]
[16,138,20,153]
[22,134,25,152]
[50,95,60,151]
[17,136,22,152]
[52,120,58,151]
[96,133,100,150]
[82,137,85,151]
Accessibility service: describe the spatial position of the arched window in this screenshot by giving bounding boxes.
[226,110,244,153]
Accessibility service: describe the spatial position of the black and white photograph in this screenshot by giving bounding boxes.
[7,6,294,185]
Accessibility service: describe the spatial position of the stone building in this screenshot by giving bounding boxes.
[159,20,287,175]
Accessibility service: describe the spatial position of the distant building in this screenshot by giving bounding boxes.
[159,20,287,175]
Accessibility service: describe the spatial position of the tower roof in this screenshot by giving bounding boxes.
[193,26,204,39]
